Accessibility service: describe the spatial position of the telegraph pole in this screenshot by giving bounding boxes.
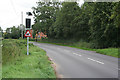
[21,11,23,39]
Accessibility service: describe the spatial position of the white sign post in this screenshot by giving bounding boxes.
[27,37,29,55]
[24,30,32,55]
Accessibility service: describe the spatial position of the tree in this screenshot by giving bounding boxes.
[53,2,80,39]
[10,26,20,39]
[111,2,120,47]
[71,2,94,41]
[32,2,61,37]
[88,2,118,48]
[4,26,20,39]
[32,1,119,48]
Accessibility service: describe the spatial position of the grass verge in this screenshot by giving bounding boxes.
[2,39,56,78]
[96,48,118,58]
[31,39,118,58]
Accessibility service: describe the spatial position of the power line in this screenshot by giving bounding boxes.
[10,0,19,16]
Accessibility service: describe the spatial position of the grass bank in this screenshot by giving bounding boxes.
[30,39,119,58]
[96,48,118,58]
[2,39,56,78]
[0,40,2,80]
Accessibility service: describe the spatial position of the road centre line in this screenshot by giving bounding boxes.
[87,58,104,64]
[73,53,77,55]
[76,54,78,55]
[59,49,104,64]
[73,53,82,56]
[73,53,76,54]
[78,55,82,56]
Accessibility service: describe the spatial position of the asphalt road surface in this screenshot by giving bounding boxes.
[32,42,118,79]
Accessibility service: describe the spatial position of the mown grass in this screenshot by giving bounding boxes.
[2,39,56,78]
[31,39,119,58]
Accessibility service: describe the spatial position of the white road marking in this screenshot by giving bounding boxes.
[73,53,77,55]
[88,58,96,61]
[76,54,78,55]
[96,61,104,64]
[73,53,82,56]
[73,53,76,55]
[87,58,104,64]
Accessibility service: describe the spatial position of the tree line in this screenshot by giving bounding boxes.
[32,1,119,48]
[3,26,21,39]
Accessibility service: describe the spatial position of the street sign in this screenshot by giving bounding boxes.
[26,18,31,28]
[25,12,32,56]
[24,30,32,37]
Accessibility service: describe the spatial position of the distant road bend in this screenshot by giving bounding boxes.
[32,42,118,79]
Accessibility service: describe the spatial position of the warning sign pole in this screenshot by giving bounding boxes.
[27,37,29,55]
[24,30,32,55]
[25,12,32,55]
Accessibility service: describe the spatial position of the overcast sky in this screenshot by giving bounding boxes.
[0,0,39,31]
[0,0,84,31]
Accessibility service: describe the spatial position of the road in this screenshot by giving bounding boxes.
[32,42,118,79]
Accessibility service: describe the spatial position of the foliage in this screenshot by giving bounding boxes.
[32,1,119,48]
[2,39,26,65]
[32,2,61,36]
[96,48,118,58]
[2,39,56,78]
[53,2,80,39]
[3,26,21,39]
[88,2,118,48]
[36,39,118,58]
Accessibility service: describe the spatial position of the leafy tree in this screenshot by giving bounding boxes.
[10,26,20,39]
[71,2,94,41]
[111,2,120,47]
[53,2,80,39]
[32,2,61,36]
[4,26,20,39]
[88,2,118,48]
[4,28,11,39]
[32,1,119,48]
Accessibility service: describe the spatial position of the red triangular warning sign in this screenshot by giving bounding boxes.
[24,30,32,37]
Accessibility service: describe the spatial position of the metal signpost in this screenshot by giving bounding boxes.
[24,30,32,55]
[27,37,29,55]
[24,12,32,55]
